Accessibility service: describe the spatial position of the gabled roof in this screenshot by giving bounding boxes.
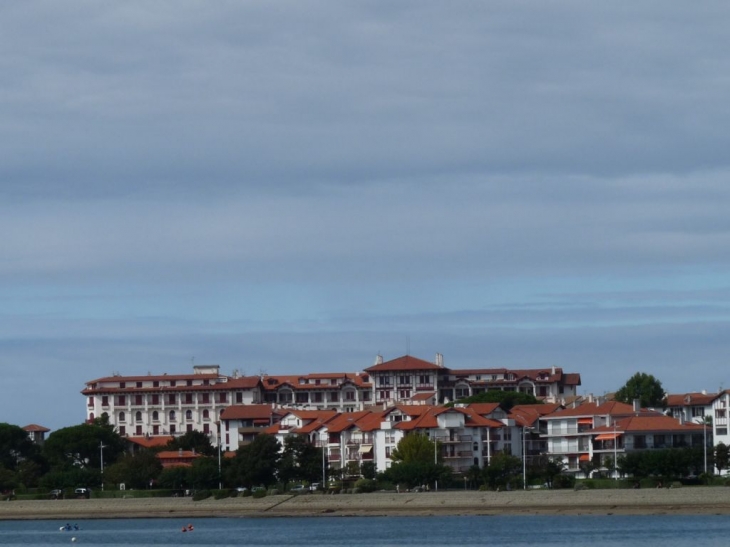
[23,424,50,433]
[260,373,370,391]
[411,392,437,402]
[544,400,641,419]
[220,404,276,421]
[365,355,441,372]
[394,404,436,417]
[127,436,174,449]
[322,411,372,433]
[463,403,501,416]
[592,415,706,434]
[665,392,718,407]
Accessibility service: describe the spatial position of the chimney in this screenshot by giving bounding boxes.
[587,393,594,403]
[375,354,383,366]
[551,365,556,375]
[435,353,444,367]
[192,448,196,455]
[633,399,641,412]
[178,448,183,457]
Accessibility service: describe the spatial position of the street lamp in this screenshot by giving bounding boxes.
[217,421,222,490]
[613,421,618,481]
[522,426,532,490]
[99,442,106,491]
[321,431,327,489]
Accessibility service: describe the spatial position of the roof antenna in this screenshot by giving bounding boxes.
[406,336,410,356]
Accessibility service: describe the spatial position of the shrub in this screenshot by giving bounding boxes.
[241,489,252,497]
[192,489,211,501]
[354,479,377,493]
[252,489,267,499]
[213,490,229,500]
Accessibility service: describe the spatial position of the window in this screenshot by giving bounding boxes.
[170,381,176,387]
[152,425,159,435]
[345,391,355,401]
[296,393,309,403]
[186,409,193,420]
[120,382,126,389]
[399,390,410,399]
[151,394,159,405]
[385,446,392,458]
[168,394,176,405]
[398,375,410,385]
[185,394,193,404]
[117,395,126,406]
[135,425,142,435]
[329,393,339,402]
[136,382,142,388]
[152,411,159,422]
[135,395,143,405]
[202,393,210,404]
[378,376,391,387]
[363,392,371,401]
[379,390,391,400]
[119,412,126,422]
[187,380,193,387]
[235,392,242,404]
[186,424,193,432]
[203,379,209,386]
[313,392,323,403]
[153,381,159,388]
[169,410,176,421]
[135,411,142,422]
[634,435,647,449]
[203,423,210,434]
[203,409,209,420]
[654,435,666,448]
[102,396,109,407]
[218,393,227,403]
[717,409,727,419]
[119,426,126,436]
[418,375,431,385]
[170,424,176,434]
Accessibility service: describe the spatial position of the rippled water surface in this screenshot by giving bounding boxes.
[1,515,729,546]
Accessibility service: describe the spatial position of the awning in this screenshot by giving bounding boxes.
[577,418,593,425]
[579,454,590,462]
[358,444,373,454]
[595,433,621,441]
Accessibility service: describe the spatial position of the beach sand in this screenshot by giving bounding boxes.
[2,487,730,520]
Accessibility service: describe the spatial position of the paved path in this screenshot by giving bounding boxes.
[2,488,730,520]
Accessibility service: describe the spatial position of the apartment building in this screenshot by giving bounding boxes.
[365,354,581,406]
[259,372,373,411]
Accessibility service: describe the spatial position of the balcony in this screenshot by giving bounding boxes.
[443,451,473,459]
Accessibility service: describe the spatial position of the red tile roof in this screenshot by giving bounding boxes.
[545,400,642,418]
[23,424,50,433]
[410,392,437,401]
[220,404,276,421]
[665,392,718,407]
[592,415,706,433]
[365,355,441,372]
[127,436,175,448]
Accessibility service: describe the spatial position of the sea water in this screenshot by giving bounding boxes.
[0,515,728,546]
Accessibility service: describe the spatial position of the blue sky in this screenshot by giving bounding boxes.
[3,1,730,429]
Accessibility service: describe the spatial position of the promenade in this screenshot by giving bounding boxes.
[2,488,730,520]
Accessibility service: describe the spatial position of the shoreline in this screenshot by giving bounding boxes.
[2,488,730,520]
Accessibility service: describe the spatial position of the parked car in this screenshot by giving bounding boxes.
[309,483,321,492]
[74,487,91,498]
[49,489,64,500]
[251,486,266,493]
[235,487,248,493]
[290,484,307,493]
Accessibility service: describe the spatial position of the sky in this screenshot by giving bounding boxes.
[3,1,730,430]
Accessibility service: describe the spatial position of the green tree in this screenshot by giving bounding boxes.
[103,451,162,489]
[43,423,125,470]
[715,443,729,475]
[384,461,451,489]
[360,461,377,480]
[278,436,322,485]
[391,434,439,464]
[165,430,216,457]
[158,467,189,490]
[227,434,281,488]
[614,372,665,408]
[0,423,41,471]
[482,453,522,489]
[189,457,219,489]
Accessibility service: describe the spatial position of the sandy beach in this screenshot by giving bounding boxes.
[2,488,730,520]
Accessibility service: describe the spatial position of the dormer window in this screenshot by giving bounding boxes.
[120,382,126,389]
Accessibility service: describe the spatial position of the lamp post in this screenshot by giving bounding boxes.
[217,421,222,490]
[99,442,106,491]
[433,435,439,492]
[321,431,327,489]
[613,421,618,481]
[522,426,527,490]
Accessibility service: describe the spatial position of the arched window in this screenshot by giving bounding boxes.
[203,409,209,420]
[135,411,142,422]
[185,409,193,420]
[119,412,126,423]
[169,410,176,421]
[89,413,95,422]
[152,411,159,422]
